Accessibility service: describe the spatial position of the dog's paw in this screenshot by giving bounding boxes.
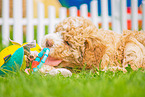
[48,68,72,77]
[39,65,55,73]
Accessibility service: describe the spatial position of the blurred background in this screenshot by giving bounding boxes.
[0,0,144,47]
[0,0,143,18]
[0,0,143,30]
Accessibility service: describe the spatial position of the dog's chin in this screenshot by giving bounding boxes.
[44,56,62,66]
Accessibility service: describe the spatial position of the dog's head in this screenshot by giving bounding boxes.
[41,17,106,69]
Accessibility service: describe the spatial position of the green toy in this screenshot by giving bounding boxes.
[0,39,36,75]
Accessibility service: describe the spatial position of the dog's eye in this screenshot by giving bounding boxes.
[65,41,71,46]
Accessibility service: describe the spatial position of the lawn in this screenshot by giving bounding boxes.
[0,69,145,97]
[0,26,145,97]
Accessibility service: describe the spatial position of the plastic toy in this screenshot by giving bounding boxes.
[22,42,41,53]
[29,48,50,72]
[0,39,36,75]
[0,45,24,74]
[24,48,50,74]
[22,42,41,69]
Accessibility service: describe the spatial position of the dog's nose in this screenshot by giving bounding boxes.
[46,39,54,47]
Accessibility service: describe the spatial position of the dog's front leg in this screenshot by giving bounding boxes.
[39,65,72,77]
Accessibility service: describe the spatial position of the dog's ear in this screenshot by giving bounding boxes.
[84,38,93,50]
[82,37,106,69]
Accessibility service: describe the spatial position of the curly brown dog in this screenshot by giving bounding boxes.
[41,17,145,72]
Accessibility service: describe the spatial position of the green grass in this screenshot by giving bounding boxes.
[0,69,145,97]
[0,26,145,97]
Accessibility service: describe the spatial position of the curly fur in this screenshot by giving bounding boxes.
[42,17,145,71]
[120,30,145,70]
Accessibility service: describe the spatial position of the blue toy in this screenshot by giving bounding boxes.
[31,48,50,72]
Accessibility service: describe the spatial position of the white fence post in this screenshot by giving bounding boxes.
[121,0,127,31]
[2,0,9,46]
[142,0,145,31]
[13,0,23,44]
[80,4,88,18]
[37,3,45,45]
[101,0,109,30]
[90,0,98,28]
[69,7,78,17]
[26,0,34,42]
[48,6,56,34]
[111,0,121,34]
[111,0,115,31]
[59,7,67,22]
[131,0,138,30]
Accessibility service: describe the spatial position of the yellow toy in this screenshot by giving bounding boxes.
[22,42,41,53]
[0,39,41,75]
[0,45,22,68]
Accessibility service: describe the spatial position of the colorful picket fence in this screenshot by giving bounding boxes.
[0,0,145,46]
